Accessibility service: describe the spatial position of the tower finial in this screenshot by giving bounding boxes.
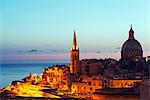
[130,24,133,30]
[71,30,78,50]
[74,30,76,46]
[129,24,134,39]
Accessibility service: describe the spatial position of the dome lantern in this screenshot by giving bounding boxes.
[129,25,134,39]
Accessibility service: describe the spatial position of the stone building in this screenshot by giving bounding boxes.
[80,59,103,75]
[71,75,104,94]
[121,25,143,60]
[41,65,71,90]
[69,28,144,94]
[70,30,80,74]
[70,31,104,75]
[109,79,142,88]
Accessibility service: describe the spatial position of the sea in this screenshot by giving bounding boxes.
[0,62,69,89]
[0,62,140,100]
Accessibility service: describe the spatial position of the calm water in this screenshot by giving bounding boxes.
[0,62,69,89]
[0,62,140,100]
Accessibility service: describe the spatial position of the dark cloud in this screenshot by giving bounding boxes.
[96,51,101,53]
[18,49,67,53]
[18,49,39,53]
[27,50,38,52]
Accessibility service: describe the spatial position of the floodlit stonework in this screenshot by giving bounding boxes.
[1,28,149,99]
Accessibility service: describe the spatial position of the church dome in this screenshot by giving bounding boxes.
[122,39,142,52]
[121,26,143,60]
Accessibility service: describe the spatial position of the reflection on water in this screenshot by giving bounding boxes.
[91,94,139,100]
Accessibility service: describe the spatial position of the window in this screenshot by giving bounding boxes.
[88,82,91,85]
[90,88,92,90]
[85,65,90,75]
[74,55,76,59]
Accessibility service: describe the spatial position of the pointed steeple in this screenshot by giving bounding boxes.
[129,24,134,39]
[70,30,80,74]
[71,30,78,50]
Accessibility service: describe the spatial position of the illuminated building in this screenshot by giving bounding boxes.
[69,28,143,94]
[109,79,142,88]
[80,59,103,75]
[41,65,71,90]
[70,30,80,74]
[1,27,147,98]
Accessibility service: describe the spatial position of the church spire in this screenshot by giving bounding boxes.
[70,30,80,74]
[71,30,78,50]
[129,24,134,39]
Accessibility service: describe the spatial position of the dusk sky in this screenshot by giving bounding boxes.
[0,0,150,63]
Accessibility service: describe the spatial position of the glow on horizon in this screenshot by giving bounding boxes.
[0,0,150,63]
[1,51,150,64]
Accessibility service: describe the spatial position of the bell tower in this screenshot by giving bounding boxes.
[70,30,80,74]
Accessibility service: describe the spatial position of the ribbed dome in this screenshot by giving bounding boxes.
[121,26,143,60]
[122,39,142,52]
